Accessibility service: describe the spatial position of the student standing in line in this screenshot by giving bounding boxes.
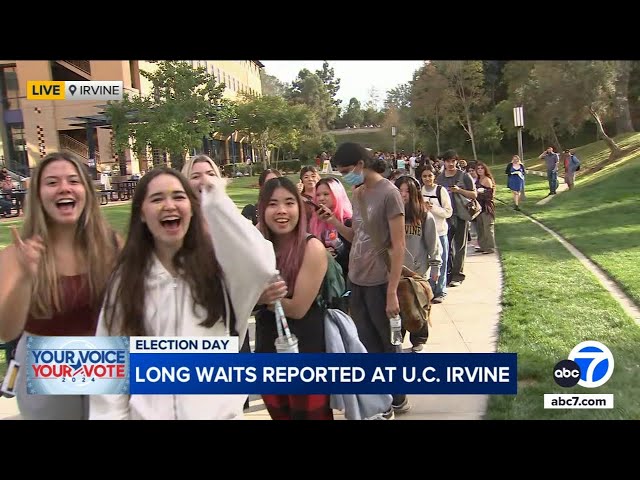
[394,175,441,352]
[333,142,409,418]
[421,165,452,304]
[254,177,333,420]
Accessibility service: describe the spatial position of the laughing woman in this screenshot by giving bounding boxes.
[90,168,277,420]
[254,177,332,420]
[0,151,121,420]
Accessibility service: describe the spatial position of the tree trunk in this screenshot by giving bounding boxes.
[435,114,441,155]
[590,107,623,157]
[550,126,561,153]
[614,60,635,135]
[465,110,478,161]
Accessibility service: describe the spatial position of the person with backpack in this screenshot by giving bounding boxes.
[254,176,334,420]
[333,142,410,418]
[436,150,477,287]
[421,165,452,303]
[394,175,441,352]
[563,149,581,190]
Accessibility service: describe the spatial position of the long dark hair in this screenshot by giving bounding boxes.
[395,175,424,227]
[103,167,226,335]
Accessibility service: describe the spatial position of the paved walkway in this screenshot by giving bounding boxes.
[244,242,503,420]
[1,238,503,421]
[524,169,569,205]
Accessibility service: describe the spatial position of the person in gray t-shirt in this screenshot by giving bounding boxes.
[436,149,477,286]
[539,146,559,195]
[333,142,410,416]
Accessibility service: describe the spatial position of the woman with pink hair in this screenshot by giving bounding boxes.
[310,177,353,280]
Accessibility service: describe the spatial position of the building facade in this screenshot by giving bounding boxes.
[0,60,263,177]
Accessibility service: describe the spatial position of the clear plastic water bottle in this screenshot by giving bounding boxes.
[390,314,403,346]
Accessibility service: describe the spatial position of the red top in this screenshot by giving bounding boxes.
[25,275,100,336]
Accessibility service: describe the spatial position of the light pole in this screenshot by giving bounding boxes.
[513,106,525,199]
[513,106,524,162]
[391,126,397,157]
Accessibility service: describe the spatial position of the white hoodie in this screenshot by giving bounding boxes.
[90,183,277,420]
[421,184,453,236]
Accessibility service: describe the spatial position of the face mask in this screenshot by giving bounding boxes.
[343,168,364,186]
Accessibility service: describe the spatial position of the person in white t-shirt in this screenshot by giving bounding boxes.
[421,165,452,303]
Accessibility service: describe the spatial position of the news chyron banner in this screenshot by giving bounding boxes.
[26,81,124,101]
[26,336,517,395]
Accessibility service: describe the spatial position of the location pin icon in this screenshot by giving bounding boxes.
[69,85,77,95]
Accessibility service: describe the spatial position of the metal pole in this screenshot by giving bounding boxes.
[517,126,525,198]
[86,123,97,180]
[517,127,524,163]
[393,136,397,158]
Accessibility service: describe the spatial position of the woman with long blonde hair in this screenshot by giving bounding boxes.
[0,151,121,419]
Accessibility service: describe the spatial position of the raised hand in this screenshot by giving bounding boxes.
[11,226,45,279]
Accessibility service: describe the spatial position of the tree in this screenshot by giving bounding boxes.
[105,61,227,172]
[235,95,311,168]
[343,97,364,127]
[433,61,487,161]
[614,60,635,135]
[536,61,622,158]
[411,62,455,155]
[260,70,288,97]
[315,61,341,108]
[287,69,337,131]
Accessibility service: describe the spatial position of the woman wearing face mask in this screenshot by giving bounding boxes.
[90,168,277,420]
[254,177,332,420]
[333,142,409,417]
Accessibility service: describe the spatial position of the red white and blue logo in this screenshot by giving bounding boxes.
[26,336,129,395]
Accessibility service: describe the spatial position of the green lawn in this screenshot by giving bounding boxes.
[495,146,640,307]
[487,202,640,419]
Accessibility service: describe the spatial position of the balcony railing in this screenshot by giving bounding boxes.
[61,60,91,75]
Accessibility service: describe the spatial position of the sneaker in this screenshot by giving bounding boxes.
[448,280,462,287]
[392,398,411,414]
[366,408,395,420]
[411,344,424,353]
[431,296,444,304]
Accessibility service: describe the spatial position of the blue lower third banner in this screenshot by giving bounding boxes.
[26,336,517,395]
[130,353,517,395]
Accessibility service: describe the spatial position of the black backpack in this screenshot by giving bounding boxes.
[423,185,443,207]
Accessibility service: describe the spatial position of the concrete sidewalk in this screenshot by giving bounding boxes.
[244,242,503,420]
[1,243,502,421]
[396,243,502,420]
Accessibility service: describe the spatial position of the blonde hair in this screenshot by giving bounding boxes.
[22,151,118,319]
[181,154,222,178]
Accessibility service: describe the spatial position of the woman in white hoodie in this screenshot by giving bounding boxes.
[90,167,278,420]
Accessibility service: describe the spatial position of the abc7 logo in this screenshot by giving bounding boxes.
[553,341,614,388]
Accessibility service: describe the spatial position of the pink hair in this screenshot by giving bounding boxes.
[257,177,309,295]
[309,178,353,238]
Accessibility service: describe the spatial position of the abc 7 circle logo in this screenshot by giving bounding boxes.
[553,341,614,388]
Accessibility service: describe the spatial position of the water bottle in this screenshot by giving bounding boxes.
[389,314,403,346]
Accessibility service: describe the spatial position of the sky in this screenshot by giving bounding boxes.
[260,60,425,109]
